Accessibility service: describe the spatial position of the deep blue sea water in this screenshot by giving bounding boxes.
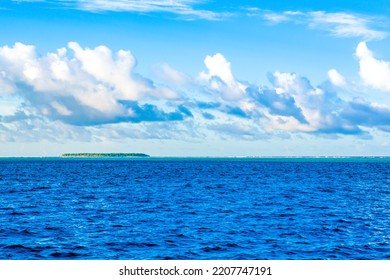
[0,157,389,260]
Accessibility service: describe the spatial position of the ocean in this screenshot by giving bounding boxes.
[0,157,389,259]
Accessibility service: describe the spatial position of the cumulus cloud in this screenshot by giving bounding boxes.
[194,56,375,139]
[342,98,390,132]
[2,41,390,143]
[243,68,390,137]
[328,69,346,87]
[67,42,146,101]
[248,86,307,124]
[198,53,247,100]
[0,42,188,126]
[356,41,390,92]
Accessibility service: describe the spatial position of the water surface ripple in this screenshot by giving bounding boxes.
[0,158,389,259]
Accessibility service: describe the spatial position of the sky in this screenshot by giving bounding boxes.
[1,0,390,157]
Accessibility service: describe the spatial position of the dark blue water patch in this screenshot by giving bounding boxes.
[0,158,389,259]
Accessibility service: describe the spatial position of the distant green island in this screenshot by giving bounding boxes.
[61,153,150,158]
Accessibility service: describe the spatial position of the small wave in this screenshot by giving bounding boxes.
[45,226,61,231]
[164,239,177,245]
[10,211,25,216]
[3,244,30,250]
[18,229,34,236]
[0,207,14,211]
[155,255,175,260]
[225,243,240,248]
[2,244,43,253]
[122,242,159,248]
[32,186,51,191]
[50,252,81,258]
[2,159,390,259]
[336,218,353,224]
[201,246,225,252]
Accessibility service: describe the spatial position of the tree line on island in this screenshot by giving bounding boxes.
[61,153,150,158]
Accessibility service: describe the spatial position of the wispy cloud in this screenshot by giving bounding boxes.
[12,0,222,20]
[262,12,290,24]
[260,10,386,40]
[309,11,386,40]
[78,0,219,20]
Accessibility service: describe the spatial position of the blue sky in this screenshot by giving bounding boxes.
[1,0,390,156]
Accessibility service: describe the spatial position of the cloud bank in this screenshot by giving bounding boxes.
[0,42,187,127]
[1,41,390,143]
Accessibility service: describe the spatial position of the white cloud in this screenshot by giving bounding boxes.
[266,72,320,129]
[51,101,73,116]
[0,43,39,89]
[309,11,386,40]
[263,12,290,24]
[328,69,346,87]
[356,41,390,92]
[2,41,390,144]
[12,0,221,20]
[0,71,16,94]
[263,70,361,135]
[12,0,45,2]
[153,63,190,85]
[0,42,185,125]
[198,53,247,100]
[262,111,314,133]
[261,10,386,40]
[271,71,313,96]
[0,42,133,115]
[68,42,147,101]
[79,0,221,20]
[200,53,235,86]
